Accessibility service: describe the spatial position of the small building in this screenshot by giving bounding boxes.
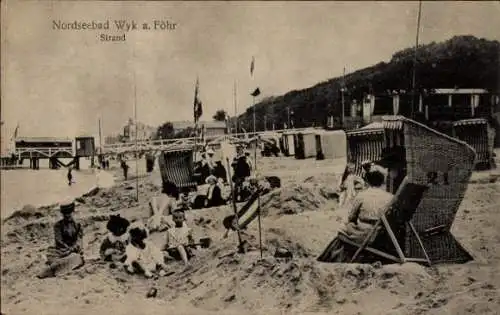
[123,119,156,142]
[172,121,228,138]
[75,136,95,157]
[355,88,496,124]
[425,88,491,121]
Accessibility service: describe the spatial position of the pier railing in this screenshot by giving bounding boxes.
[15,147,74,159]
[102,127,317,154]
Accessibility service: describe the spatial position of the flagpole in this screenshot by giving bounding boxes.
[341,67,346,128]
[234,80,238,135]
[134,66,139,202]
[252,94,263,259]
[250,55,263,260]
[98,118,102,156]
[411,0,423,119]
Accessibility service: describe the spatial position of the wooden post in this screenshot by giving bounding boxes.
[74,157,80,170]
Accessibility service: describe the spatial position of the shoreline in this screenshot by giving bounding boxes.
[1,167,116,221]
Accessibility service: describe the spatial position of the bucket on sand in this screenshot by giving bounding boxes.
[197,237,212,248]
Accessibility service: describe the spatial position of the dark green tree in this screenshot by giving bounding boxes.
[156,122,175,139]
[213,109,227,121]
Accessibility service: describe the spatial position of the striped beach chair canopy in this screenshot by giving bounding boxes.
[382,115,476,264]
[452,118,493,169]
[345,127,385,177]
[158,148,197,190]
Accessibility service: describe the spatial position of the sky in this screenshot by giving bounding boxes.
[1,1,499,153]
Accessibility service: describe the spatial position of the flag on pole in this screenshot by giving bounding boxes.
[12,124,19,139]
[250,56,255,77]
[250,88,261,97]
[193,78,203,123]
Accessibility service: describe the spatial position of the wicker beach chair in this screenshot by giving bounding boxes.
[382,115,476,264]
[158,149,197,191]
[452,118,494,170]
[332,177,432,265]
[345,128,385,178]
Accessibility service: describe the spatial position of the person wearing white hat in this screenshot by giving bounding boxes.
[205,175,225,207]
[206,149,216,172]
[37,198,84,278]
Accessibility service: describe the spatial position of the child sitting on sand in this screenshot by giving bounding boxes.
[99,214,130,263]
[37,199,84,279]
[147,181,179,232]
[165,210,197,266]
[123,224,169,278]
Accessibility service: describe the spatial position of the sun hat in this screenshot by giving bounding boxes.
[205,175,218,184]
[60,198,76,214]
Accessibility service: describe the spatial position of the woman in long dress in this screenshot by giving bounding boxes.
[37,199,84,278]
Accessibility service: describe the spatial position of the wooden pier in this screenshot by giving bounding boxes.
[8,136,96,170]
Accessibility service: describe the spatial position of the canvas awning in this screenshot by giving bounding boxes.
[452,118,488,127]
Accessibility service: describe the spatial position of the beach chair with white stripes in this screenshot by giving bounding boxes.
[452,118,494,170]
[158,149,197,191]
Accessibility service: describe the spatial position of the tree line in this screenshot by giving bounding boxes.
[237,35,500,131]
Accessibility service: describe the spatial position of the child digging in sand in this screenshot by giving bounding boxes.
[165,210,197,266]
[99,215,130,264]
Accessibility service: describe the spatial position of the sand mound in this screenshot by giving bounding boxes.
[3,204,46,223]
[260,182,338,216]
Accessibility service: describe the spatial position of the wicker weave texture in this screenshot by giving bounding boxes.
[402,120,476,233]
[380,116,476,264]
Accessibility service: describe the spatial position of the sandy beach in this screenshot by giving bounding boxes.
[1,154,500,315]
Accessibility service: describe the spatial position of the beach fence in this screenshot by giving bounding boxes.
[345,127,385,177]
[315,129,347,160]
[452,118,495,170]
[382,115,476,264]
[295,130,317,159]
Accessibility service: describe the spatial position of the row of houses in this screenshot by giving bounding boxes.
[332,88,500,130]
[105,119,228,144]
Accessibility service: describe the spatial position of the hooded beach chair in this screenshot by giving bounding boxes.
[381,115,476,264]
[345,128,385,178]
[452,118,494,170]
[158,148,197,191]
[318,177,432,265]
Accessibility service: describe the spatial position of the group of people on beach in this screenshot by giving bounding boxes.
[37,180,201,279]
[37,136,395,279]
